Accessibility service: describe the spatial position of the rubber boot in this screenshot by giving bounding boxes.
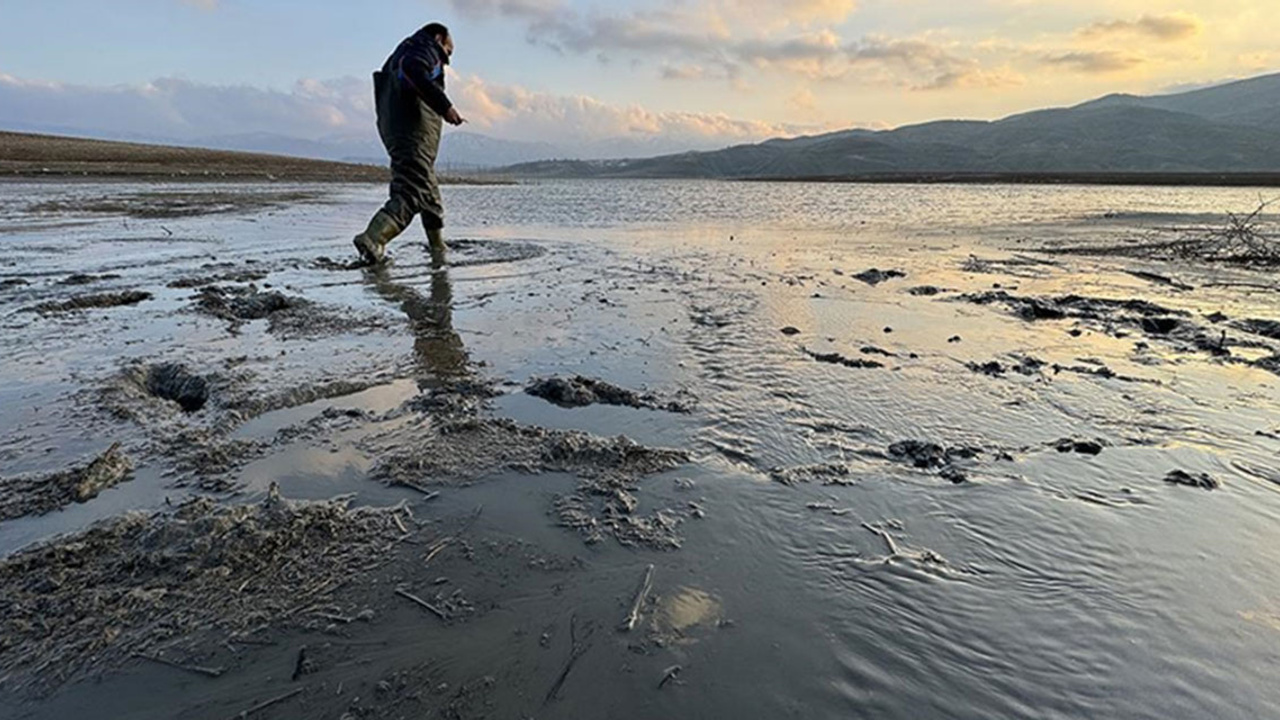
[353,210,403,265]
[426,228,448,267]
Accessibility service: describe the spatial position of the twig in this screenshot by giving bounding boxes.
[619,564,655,632]
[133,652,226,678]
[395,587,448,620]
[861,522,899,556]
[544,615,593,705]
[392,513,408,535]
[659,664,683,689]
[423,537,453,566]
[392,478,440,499]
[229,687,303,719]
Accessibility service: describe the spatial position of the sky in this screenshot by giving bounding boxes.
[0,0,1276,152]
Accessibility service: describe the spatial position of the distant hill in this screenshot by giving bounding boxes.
[499,72,1280,181]
[0,130,388,181]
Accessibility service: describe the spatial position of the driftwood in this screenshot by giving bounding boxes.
[619,564,654,632]
[544,615,593,704]
[132,652,225,678]
[395,587,448,620]
[230,687,304,719]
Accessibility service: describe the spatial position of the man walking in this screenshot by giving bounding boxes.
[354,22,465,266]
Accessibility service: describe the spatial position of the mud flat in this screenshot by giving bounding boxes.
[3,180,1280,719]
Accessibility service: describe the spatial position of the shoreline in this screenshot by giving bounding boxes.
[734,171,1280,187]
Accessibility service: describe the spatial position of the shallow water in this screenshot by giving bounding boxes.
[2,179,1279,718]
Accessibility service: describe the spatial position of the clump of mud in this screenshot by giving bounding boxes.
[371,418,689,549]
[1164,470,1220,490]
[852,268,906,286]
[194,285,298,322]
[908,285,943,296]
[167,262,268,289]
[0,486,406,696]
[59,273,120,286]
[967,356,1046,378]
[805,348,884,370]
[192,285,393,339]
[770,462,856,487]
[1053,438,1106,455]
[0,444,133,521]
[957,290,1183,324]
[887,440,981,483]
[28,290,152,314]
[526,376,694,413]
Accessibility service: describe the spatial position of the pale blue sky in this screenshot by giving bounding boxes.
[0,1,1275,149]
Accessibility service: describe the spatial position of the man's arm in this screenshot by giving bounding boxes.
[397,48,455,119]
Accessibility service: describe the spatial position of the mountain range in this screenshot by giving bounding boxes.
[498,72,1280,179]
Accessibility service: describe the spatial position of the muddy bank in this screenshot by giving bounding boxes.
[0,444,133,522]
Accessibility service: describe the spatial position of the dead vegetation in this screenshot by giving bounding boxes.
[1051,198,1280,267]
[0,486,407,696]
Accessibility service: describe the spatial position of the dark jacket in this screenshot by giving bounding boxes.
[374,27,453,128]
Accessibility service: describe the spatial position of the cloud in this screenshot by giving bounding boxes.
[448,71,833,144]
[1078,13,1202,42]
[1041,50,1144,74]
[182,0,219,10]
[0,70,833,154]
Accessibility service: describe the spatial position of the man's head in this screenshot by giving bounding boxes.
[423,22,454,59]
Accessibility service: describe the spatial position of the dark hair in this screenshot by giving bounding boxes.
[422,22,450,40]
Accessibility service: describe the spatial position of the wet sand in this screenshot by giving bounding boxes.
[2,180,1280,718]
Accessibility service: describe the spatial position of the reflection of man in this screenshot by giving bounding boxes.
[354,22,465,267]
[368,266,468,386]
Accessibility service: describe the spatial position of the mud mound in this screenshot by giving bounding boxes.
[805,348,885,370]
[0,444,133,521]
[526,376,694,413]
[59,273,120,286]
[375,418,687,485]
[908,285,943,296]
[852,268,906,286]
[372,419,689,549]
[958,291,1185,324]
[0,486,405,696]
[1164,470,1219,490]
[887,440,983,482]
[770,463,856,487]
[167,263,268,289]
[29,290,152,314]
[194,285,298,322]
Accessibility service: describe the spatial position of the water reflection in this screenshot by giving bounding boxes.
[366,259,468,388]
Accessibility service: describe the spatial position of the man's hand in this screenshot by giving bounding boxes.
[444,107,466,126]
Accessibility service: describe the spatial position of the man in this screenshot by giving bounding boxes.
[354,22,465,266]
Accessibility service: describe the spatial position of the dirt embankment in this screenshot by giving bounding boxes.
[0,131,512,184]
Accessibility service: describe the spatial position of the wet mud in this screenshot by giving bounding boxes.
[6,181,1280,719]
